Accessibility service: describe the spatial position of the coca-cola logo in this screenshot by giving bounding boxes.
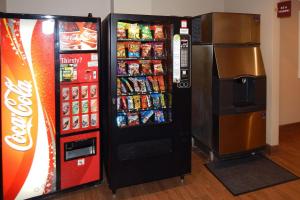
[60,32,80,42]
[4,77,33,151]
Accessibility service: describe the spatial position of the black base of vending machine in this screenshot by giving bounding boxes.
[101,14,192,194]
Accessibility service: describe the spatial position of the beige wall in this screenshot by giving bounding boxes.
[6,0,110,19]
[0,0,6,12]
[279,0,300,125]
[224,0,280,146]
[113,0,224,16]
[114,0,152,15]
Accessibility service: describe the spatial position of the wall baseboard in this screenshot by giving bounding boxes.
[265,144,279,155]
[279,122,300,133]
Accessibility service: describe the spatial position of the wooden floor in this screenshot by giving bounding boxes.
[53,126,300,200]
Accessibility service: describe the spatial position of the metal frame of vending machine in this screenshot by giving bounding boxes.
[0,12,102,200]
[102,13,192,194]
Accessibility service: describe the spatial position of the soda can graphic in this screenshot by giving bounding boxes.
[1,18,56,199]
[82,114,89,128]
[81,85,89,99]
[90,84,97,98]
[72,116,80,129]
[91,113,98,127]
[62,87,70,100]
[82,100,89,114]
[72,101,79,115]
[72,86,79,100]
[90,99,98,112]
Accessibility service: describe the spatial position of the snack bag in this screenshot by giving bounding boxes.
[121,96,127,110]
[128,42,141,58]
[129,77,140,92]
[117,96,121,110]
[140,60,152,75]
[153,25,164,39]
[153,43,164,57]
[127,112,140,126]
[141,110,154,124]
[117,61,127,75]
[128,61,140,75]
[141,24,152,39]
[137,77,147,93]
[151,94,161,108]
[133,95,141,110]
[156,76,165,92]
[153,60,164,75]
[141,43,152,58]
[142,95,152,109]
[154,110,165,123]
[117,113,127,127]
[127,96,134,110]
[121,78,134,93]
[117,78,122,95]
[160,94,166,108]
[117,42,126,58]
[144,77,152,92]
[128,23,140,39]
[117,22,127,39]
[147,76,159,92]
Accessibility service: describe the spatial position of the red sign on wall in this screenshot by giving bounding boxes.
[277,1,292,18]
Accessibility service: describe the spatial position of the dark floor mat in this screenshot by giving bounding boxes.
[205,154,299,195]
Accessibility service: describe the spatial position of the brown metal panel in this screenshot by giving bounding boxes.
[214,47,265,79]
[212,13,260,44]
[219,111,266,155]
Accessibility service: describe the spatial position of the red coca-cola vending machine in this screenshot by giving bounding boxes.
[0,13,101,200]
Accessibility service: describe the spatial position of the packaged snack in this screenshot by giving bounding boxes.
[117,97,121,110]
[133,95,141,110]
[127,96,134,110]
[151,94,161,108]
[153,43,164,57]
[62,117,70,130]
[140,60,152,75]
[117,78,122,95]
[121,78,134,93]
[81,85,88,99]
[141,43,152,58]
[90,85,97,98]
[117,42,126,58]
[128,61,140,75]
[117,113,127,127]
[117,61,127,75]
[62,87,69,100]
[129,77,140,92]
[128,23,140,39]
[91,114,97,126]
[147,76,159,92]
[121,96,127,110]
[154,110,165,123]
[160,94,166,108]
[153,60,164,75]
[82,114,89,128]
[141,24,152,40]
[137,77,147,93]
[156,76,165,92]
[72,86,79,100]
[117,22,127,39]
[72,101,79,115]
[121,80,127,94]
[62,102,70,115]
[82,100,89,114]
[72,116,79,129]
[144,77,152,92]
[128,42,141,58]
[153,25,164,39]
[127,112,140,126]
[91,99,98,112]
[141,110,154,124]
[141,95,149,109]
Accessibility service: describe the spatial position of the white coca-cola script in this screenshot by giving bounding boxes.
[4,77,33,151]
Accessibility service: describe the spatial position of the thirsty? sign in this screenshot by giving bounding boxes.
[277,1,292,18]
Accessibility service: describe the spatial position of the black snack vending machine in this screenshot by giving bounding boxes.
[102,14,191,193]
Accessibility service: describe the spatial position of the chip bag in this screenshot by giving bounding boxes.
[128,112,140,126]
[127,96,134,110]
[151,93,161,108]
[153,25,164,39]
[141,110,154,124]
[153,60,164,75]
[156,76,165,92]
[129,77,140,93]
[154,110,165,123]
[133,95,141,110]
[153,42,164,57]
[147,76,159,92]
[117,22,127,39]
[128,61,140,75]
[117,113,127,127]
[128,23,140,39]
[117,42,126,58]
[117,61,127,75]
[141,24,152,39]
[141,43,152,58]
[140,60,152,75]
[128,42,141,58]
